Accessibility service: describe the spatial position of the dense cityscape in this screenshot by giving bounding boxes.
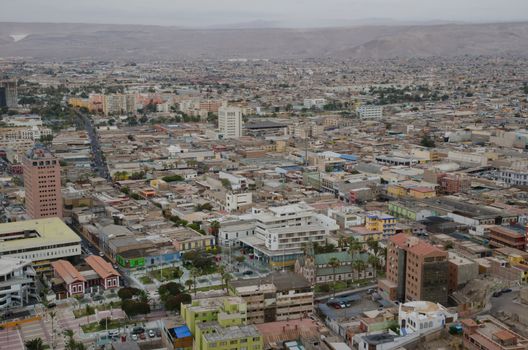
[1,7,528,350]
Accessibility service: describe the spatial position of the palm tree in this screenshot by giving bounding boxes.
[222,272,232,292]
[348,237,362,260]
[184,279,194,293]
[328,257,341,298]
[366,238,380,257]
[368,254,380,276]
[353,260,366,280]
[190,268,199,296]
[25,337,45,350]
[49,311,56,348]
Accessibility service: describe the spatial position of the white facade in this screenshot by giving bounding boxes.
[218,106,243,139]
[218,220,256,247]
[225,192,253,212]
[447,151,488,166]
[0,257,37,311]
[303,98,326,109]
[498,168,528,186]
[219,171,248,190]
[254,203,338,251]
[399,301,457,335]
[357,105,383,119]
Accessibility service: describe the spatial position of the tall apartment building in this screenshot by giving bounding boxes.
[0,80,17,108]
[378,233,448,305]
[356,105,383,119]
[23,146,63,219]
[0,257,37,311]
[218,106,243,139]
[241,203,338,268]
[230,271,313,324]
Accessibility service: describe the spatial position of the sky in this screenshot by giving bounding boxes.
[1,0,528,28]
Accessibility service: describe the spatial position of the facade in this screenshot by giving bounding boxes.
[218,106,243,139]
[218,220,256,247]
[448,252,479,293]
[0,80,17,108]
[85,255,120,290]
[378,233,448,305]
[23,146,63,219]
[181,297,247,335]
[356,105,383,119]
[225,192,253,212]
[196,323,262,350]
[295,249,375,285]
[461,316,528,350]
[399,301,457,336]
[162,324,193,350]
[230,271,313,324]
[241,203,338,268]
[51,259,86,297]
[365,212,397,238]
[498,168,528,187]
[0,218,81,274]
[0,257,37,311]
[488,225,526,251]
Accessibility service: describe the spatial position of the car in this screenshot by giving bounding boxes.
[327,301,341,309]
[99,251,105,257]
[492,291,502,297]
[131,334,138,341]
[155,329,162,337]
[501,288,513,293]
[242,270,254,275]
[139,333,146,340]
[47,302,57,309]
[132,326,145,335]
[367,288,375,294]
[108,330,119,337]
[343,301,352,308]
[148,329,155,338]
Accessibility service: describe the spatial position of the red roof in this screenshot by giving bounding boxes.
[52,260,85,285]
[389,233,409,248]
[85,255,120,279]
[408,241,447,257]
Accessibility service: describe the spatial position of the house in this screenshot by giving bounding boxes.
[85,255,120,290]
[51,260,86,298]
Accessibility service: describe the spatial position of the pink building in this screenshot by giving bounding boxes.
[23,147,63,219]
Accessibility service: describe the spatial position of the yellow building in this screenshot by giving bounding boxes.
[365,212,397,237]
[408,187,436,199]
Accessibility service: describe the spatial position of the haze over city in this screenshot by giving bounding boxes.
[1,1,528,350]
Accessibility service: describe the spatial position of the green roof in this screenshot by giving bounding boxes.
[315,251,369,265]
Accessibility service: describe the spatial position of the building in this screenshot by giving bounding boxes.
[230,271,313,324]
[461,316,528,350]
[218,106,243,139]
[365,212,397,238]
[399,301,457,335]
[295,248,375,285]
[0,218,81,274]
[488,225,526,251]
[162,324,193,350]
[378,234,448,305]
[218,220,256,247]
[0,80,17,108]
[196,323,262,350]
[0,257,37,312]
[23,146,63,219]
[356,105,383,119]
[84,255,120,290]
[240,203,338,268]
[181,297,247,335]
[303,98,326,109]
[51,259,86,298]
[448,252,479,293]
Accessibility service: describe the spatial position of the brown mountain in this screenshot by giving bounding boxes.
[1,21,528,60]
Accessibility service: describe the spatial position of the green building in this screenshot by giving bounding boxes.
[181,297,247,335]
[387,201,434,222]
[182,296,262,350]
[196,323,262,350]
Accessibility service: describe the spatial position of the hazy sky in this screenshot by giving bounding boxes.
[2,0,528,27]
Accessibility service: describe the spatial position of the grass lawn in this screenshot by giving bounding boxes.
[140,275,153,284]
[150,266,182,282]
[81,319,126,333]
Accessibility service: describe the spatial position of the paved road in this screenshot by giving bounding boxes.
[75,110,111,180]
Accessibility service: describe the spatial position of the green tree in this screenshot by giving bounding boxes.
[184,279,194,293]
[353,260,366,279]
[165,293,192,312]
[328,257,341,297]
[25,337,45,350]
[420,134,436,148]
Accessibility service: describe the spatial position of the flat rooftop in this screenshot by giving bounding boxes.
[0,217,81,252]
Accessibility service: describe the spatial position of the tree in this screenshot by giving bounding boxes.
[420,134,436,148]
[159,282,184,302]
[99,318,110,329]
[366,238,380,257]
[353,260,366,280]
[348,237,362,261]
[25,338,45,350]
[190,268,199,296]
[222,272,232,291]
[209,220,220,236]
[184,279,194,293]
[235,255,246,264]
[328,257,341,297]
[121,299,150,317]
[117,287,141,300]
[165,293,192,312]
[368,254,381,274]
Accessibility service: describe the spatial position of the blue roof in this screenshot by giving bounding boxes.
[172,325,192,338]
[338,154,358,161]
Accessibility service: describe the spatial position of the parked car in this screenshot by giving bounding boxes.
[131,334,138,341]
[148,329,155,338]
[108,330,119,337]
[132,326,145,335]
[492,291,502,297]
[139,333,146,340]
[47,302,56,309]
[242,270,254,275]
[155,329,162,337]
[501,288,512,293]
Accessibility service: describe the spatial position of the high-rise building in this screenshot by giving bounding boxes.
[23,146,63,219]
[0,80,17,108]
[378,233,448,305]
[218,106,243,139]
